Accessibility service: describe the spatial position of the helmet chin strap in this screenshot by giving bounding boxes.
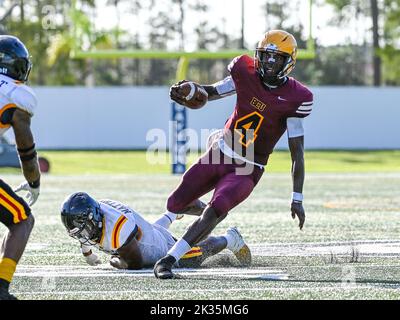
[262,75,288,88]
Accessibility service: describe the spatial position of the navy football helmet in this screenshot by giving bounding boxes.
[61,192,103,245]
[0,35,32,82]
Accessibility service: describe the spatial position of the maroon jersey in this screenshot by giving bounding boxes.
[223,55,313,165]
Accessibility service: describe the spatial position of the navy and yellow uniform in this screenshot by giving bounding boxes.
[0,35,39,300]
[0,179,31,227]
[95,200,206,268]
[0,74,37,227]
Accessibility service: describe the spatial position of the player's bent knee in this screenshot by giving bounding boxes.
[166,194,187,213]
[209,197,230,218]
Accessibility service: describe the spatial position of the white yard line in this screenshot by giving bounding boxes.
[250,239,400,257]
[14,266,288,279]
[26,243,50,251]
[250,239,400,247]
[14,286,383,296]
[23,254,81,257]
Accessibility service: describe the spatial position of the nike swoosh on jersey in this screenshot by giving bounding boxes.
[277,96,288,101]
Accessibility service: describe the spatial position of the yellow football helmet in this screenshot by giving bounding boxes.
[255,30,297,81]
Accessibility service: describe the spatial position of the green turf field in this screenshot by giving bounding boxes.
[35,150,400,174]
[1,151,400,300]
[3,150,400,174]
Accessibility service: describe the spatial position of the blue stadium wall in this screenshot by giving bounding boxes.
[10,86,399,150]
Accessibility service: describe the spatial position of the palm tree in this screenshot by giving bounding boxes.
[47,0,112,86]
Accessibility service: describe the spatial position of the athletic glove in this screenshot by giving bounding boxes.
[291,200,305,230]
[14,181,40,206]
[81,245,101,266]
[84,252,102,266]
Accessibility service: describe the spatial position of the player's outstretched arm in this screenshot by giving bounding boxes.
[288,135,305,230]
[81,244,102,266]
[201,84,225,101]
[12,109,41,206]
[202,76,237,101]
[170,77,236,105]
[153,212,183,229]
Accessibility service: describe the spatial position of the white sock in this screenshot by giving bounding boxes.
[81,244,92,254]
[167,238,192,261]
[154,211,177,229]
[223,232,236,252]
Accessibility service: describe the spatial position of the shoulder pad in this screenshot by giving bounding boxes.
[0,78,36,116]
[10,85,37,116]
[228,56,243,73]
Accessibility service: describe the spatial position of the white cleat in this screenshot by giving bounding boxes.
[225,227,252,267]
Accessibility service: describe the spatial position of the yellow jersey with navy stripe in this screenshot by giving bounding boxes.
[0,179,30,227]
[0,74,37,136]
[97,200,176,267]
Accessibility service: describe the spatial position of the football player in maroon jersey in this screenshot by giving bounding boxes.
[154,30,314,279]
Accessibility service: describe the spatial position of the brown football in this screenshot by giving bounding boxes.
[178,81,208,109]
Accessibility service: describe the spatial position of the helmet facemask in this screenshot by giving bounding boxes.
[16,57,32,82]
[61,193,103,246]
[66,210,103,246]
[255,49,293,86]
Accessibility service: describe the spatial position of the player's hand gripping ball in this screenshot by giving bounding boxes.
[170,80,208,109]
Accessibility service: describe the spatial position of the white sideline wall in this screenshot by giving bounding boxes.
[14,86,400,150]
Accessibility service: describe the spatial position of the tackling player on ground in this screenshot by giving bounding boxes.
[0,36,41,299]
[154,30,313,279]
[61,192,251,270]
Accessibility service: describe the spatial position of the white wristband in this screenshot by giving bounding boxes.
[81,244,92,254]
[292,192,303,202]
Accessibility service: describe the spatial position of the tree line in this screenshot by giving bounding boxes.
[0,0,399,86]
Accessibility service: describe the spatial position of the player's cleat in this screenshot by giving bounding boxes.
[0,287,18,300]
[154,255,176,279]
[225,227,252,267]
